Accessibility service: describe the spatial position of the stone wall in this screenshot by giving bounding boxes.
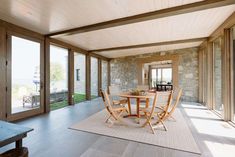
[110,47,199,102]
[74,54,86,94]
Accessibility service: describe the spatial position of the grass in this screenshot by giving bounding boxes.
[50,93,97,111]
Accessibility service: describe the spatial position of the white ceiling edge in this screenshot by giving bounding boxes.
[95,41,202,58]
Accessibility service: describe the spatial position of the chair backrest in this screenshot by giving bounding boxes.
[109,85,121,96]
[160,91,173,118]
[156,91,172,107]
[148,93,158,119]
[148,91,173,120]
[100,89,119,120]
[168,88,182,114]
[137,85,149,91]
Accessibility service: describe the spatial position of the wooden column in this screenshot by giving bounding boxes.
[0,27,6,120]
[198,49,203,103]
[98,59,102,96]
[44,37,50,113]
[223,29,231,121]
[68,49,74,105]
[86,55,91,100]
[206,42,214,110]
[107,61,111,93]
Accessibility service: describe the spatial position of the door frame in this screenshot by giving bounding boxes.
[6,31,44,121]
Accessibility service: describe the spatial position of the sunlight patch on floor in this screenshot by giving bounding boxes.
[204,141,235,157]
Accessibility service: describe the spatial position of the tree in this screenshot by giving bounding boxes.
[50,63,64,82]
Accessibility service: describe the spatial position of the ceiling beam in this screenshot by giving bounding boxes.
[88,37,207,53]
[47,0,235,37]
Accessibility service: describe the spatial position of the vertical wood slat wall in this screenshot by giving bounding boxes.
[0,20,110,121]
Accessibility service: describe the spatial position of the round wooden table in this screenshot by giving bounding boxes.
[119,92,155,118]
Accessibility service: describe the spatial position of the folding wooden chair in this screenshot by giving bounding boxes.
[100,89,128,127]
[141,91,173,134]
[158,88,182,122]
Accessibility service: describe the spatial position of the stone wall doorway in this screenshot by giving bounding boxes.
[136,54,179,89]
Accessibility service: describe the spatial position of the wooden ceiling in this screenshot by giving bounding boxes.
[0,0,235,58]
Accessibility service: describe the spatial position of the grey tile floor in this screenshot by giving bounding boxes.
[0,98,234,157]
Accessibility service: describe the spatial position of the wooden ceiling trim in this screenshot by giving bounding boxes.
[49,38,109,61]
[47,0,235,37]
[208,11,235,42]
[0,19,44,40]
[89,37,207,53]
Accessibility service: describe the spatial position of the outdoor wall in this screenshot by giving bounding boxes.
[110,47,199,102]
[74,54,86,95]
[90,57,98,96]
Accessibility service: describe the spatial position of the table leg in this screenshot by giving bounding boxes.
[16,139,22,148]
[127,98,131,115]
[136,98,140,118]
[146,98,149,108]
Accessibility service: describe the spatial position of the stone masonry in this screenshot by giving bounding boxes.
[110,47,199,102]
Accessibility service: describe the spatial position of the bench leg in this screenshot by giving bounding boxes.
[16,139,22,148]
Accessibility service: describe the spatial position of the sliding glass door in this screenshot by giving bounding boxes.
[74,52,86,104]
[213,37,223,114]
[50,45,68,110]
[90,57,98,98]
[102,60,108,90]
[7,34,43,120]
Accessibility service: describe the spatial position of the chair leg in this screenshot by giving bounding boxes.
[105,115,112,123]
[169,114,176,122]
[155,114,167,131]
[148,122,155,134]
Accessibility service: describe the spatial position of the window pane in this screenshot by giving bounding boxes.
[151,69,156,88]
[157,69,161,84]
[162,68,172,84]
[50,45,68,110]
[213,38,223,114]
[74,53,86,103]
[102,60,108,90]
[91,57,98,98]
[11,36,41,114]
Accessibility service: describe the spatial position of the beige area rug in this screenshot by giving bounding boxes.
[70,108,201,155]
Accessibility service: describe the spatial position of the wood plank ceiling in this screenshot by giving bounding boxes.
[0,0,235,58]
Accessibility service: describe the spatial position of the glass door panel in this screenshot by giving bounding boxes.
[162,68,172,84]
[213,38,223,114]
[102,60,108,90]
[74,52,86,104]
[11,36,41,114]
[50,45,68,110]
[90,57,98,98]
[151,69,157,88]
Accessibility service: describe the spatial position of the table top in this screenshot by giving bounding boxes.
[119,92,155,99]
[0,120,33,147]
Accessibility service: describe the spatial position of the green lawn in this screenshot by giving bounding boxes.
[50,93,97,111]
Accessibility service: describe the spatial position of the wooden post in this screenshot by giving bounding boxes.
[68,49,74,105]
[44,37,50,113]
[86,54,91,100]
[0,27,6,120]
[198,49,203,103]
[107,61,111,93]
[223,29,231,121]
[98,59,102,96]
